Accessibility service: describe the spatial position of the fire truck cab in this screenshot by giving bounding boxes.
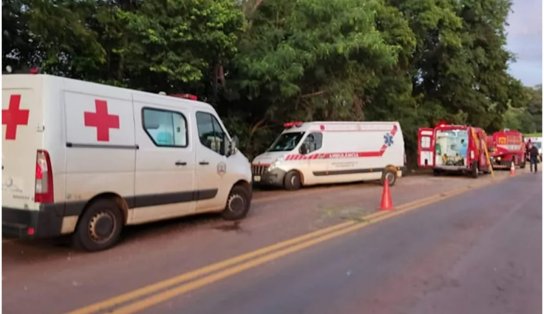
[487,129,526,169]
[418,124,491,178]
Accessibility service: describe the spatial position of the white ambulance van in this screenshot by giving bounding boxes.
[252,121,405,190]
[2,74,252,251]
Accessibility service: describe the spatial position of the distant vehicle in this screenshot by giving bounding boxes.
[486,129,526,169]
[418,123,491,178]
[252,121,405,190]
[2,74,252,251]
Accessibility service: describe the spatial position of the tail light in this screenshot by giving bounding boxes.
[35,150,54,203]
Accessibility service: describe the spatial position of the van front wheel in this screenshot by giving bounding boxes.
[222,185,251,220]
[74,199,123,251]
[284,171,302,191]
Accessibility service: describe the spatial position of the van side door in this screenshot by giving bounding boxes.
[194,111,230,212]
[417,128,435,168]
[132,103,196,223]
[299,132,327,178]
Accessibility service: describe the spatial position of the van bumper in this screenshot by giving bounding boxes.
[2,205,65,239]
[253,169,286,187]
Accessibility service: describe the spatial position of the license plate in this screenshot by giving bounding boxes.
[254,175,261,182]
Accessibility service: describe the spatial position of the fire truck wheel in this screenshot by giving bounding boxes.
[433,169,442,176]
[471,163,479,178]
[284,171,302,191]
[74,199,123,251]
[222,185,251,220]
[381,168,397,186]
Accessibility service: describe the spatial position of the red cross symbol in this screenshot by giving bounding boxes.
[84,100,120,142]
[2,94,30,140]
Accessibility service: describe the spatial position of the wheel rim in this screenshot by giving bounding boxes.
[228,194,245,214]
[88,211,115,243]
[290,174,299,187]
[385,172,395,185]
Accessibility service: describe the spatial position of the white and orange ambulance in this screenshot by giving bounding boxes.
[252,121,405,190]
[2,74,252,251]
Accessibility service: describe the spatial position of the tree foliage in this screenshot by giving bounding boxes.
[3,0,538,162]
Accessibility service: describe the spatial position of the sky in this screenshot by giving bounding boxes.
[505,0,542,87]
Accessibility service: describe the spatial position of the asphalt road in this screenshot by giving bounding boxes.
[2,169,541,314]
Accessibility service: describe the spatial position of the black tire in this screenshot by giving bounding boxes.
[222,185,251,220]
[521,159,526,169]
[381,167,397,186]
[471,162,479,179]
[73,199,123,251]
[433,169,442,176]
[284,170,302,191]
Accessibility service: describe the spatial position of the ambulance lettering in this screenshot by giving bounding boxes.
[2,94,30,140]
[84,99,120,142]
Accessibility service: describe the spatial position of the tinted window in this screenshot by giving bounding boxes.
[196,112,227,155]
[268,132,304,152]
[143,108,187,147]
[303,132,323,153]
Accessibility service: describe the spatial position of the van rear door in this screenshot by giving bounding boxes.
[2,76,44,210]
[417,128,434,168]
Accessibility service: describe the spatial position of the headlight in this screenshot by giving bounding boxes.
[268,157,284,172]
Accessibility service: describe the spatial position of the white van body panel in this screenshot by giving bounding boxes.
[63,82,136,218]
[2,74,251,239]
[252,121,404,187]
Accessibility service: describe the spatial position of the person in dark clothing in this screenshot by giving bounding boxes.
[529,145,539,173]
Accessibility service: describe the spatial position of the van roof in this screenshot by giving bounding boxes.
[282,121,399,132]
[3,74,214,111]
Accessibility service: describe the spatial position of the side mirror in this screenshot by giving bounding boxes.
[232,136,240,148]
[300,143,309,155]
[225,137,237,157]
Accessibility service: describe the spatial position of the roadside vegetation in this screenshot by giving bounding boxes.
[3,0,541,165]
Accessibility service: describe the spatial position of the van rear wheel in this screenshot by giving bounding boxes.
[284,171,302,191]
[222,185,251,220]
[381,168,397,186]
[74,199,123,251]
[471,163,479,178]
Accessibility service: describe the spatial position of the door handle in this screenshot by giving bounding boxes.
[199,161,210,165]
[175,161,187,166]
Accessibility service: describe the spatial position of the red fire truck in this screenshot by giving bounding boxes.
[418,123,491,178]
[486,129,526,169]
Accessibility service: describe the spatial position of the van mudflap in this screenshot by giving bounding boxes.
[2,204,64,238]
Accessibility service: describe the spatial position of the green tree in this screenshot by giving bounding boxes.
[225,0,402,156]
[3,0,245,98]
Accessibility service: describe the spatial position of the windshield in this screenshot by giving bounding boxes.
[267,132,305,152]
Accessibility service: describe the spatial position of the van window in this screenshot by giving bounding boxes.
[303,132,323,153]
[420,136,431,149]
[268,132,304,152]
[196,112,227,155]
[143,108,187,147]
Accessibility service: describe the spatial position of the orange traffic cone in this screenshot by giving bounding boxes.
[510,161,516,176]
[380,180,394,210]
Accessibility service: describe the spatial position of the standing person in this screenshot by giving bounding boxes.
[526,139,532,162]
[529,144,539,173]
